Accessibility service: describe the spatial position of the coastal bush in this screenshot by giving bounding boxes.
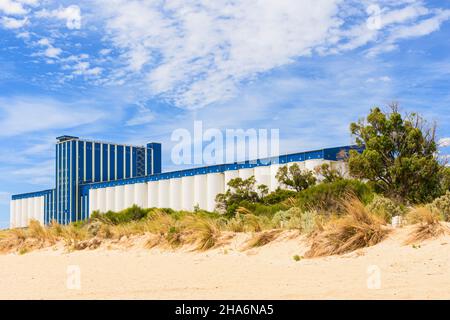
[262,189,297,205]
[427,191,450,221]
[297,179,373,213]
[366,195,405,223]
[90,205,151,224]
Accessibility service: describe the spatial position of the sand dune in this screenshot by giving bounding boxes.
[0,226,449,300]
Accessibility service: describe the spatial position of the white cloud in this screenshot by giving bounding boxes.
[90,0,450,109]
[1,16,27,29]
[0,96,105,137]
[439,137,450,148]
[126,103,155,126]
[0,0,27,15]
[36,5,81,29]
[37,37,62,58]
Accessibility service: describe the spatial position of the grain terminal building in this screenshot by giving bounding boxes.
[9,136,360,228]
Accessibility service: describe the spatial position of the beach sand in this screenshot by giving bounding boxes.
[0,227,449,300]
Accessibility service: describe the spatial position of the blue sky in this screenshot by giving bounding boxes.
[0,0,450,228]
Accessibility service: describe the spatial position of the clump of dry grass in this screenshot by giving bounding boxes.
[244,230,281,249]
[187,217,221,251]
[305,197,389,258]
[405,207,449,244]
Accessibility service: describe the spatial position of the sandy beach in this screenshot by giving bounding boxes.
[0,226,449,300]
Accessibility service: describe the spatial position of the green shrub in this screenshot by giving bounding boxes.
[367,195,405,223]
[272,207,302,229]
[262,189,297,205]
[427,190,450,221]
[271,207,318,233]
[296,179,373,213]
[91,205,151,224]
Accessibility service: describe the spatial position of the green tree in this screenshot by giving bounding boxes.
[276,163,317,192]
[348,104,443,203]
[315,163,344,183]
[215,176,268,214]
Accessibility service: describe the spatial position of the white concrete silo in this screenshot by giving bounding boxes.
[181,176,195,211]
[194,174,207,210]
[23,198,29,227]
[89,188,98,214]
[206,173,224,212]
[105,187,115,212]
[158,179,170,208]
[10,201,15,229]
[97,188,107,213]
[169,178,182,211]
[147,181,159,208]
[33,197,40,222]
[114,185,125,212]
[269,164,281,192]
[39,197,45,225]
[304,159,324,172]
[134,183,148,209]
[15,200,22,228]
[254,166,271,190]
[238,168,254,180]
[124,184,135,209]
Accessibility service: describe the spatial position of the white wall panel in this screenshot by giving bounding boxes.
[115,185,125,212]
[206,173,224,212]
[238,168,254,180]
[147,181,159,208]
[158,180,170,208]
[169,178,182,211]
[194,175,207,210]
[89,189,98,215]
[97,188,107,213]
[181,176,195,211]
[134,183,148,209]
[105,187,115,212]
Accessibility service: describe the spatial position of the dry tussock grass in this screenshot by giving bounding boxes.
[405,207,449,244]
[244,230,282,249]
[305,197,389,258]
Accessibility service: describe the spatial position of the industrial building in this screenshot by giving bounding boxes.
[9,136,360,228]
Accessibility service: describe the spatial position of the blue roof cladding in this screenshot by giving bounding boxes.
[12,189,55,201]
[80,145,363,192]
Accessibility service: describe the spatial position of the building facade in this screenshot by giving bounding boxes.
[10,136,361,228]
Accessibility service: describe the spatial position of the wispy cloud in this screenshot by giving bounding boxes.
[0,96,106,137]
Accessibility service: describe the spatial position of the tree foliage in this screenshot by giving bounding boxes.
[315,163,344,183]
[215,176,268,215]
[348,104,444,203]
[276,163,317,192]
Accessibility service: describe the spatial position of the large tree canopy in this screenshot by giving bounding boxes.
[348,105,444,204]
